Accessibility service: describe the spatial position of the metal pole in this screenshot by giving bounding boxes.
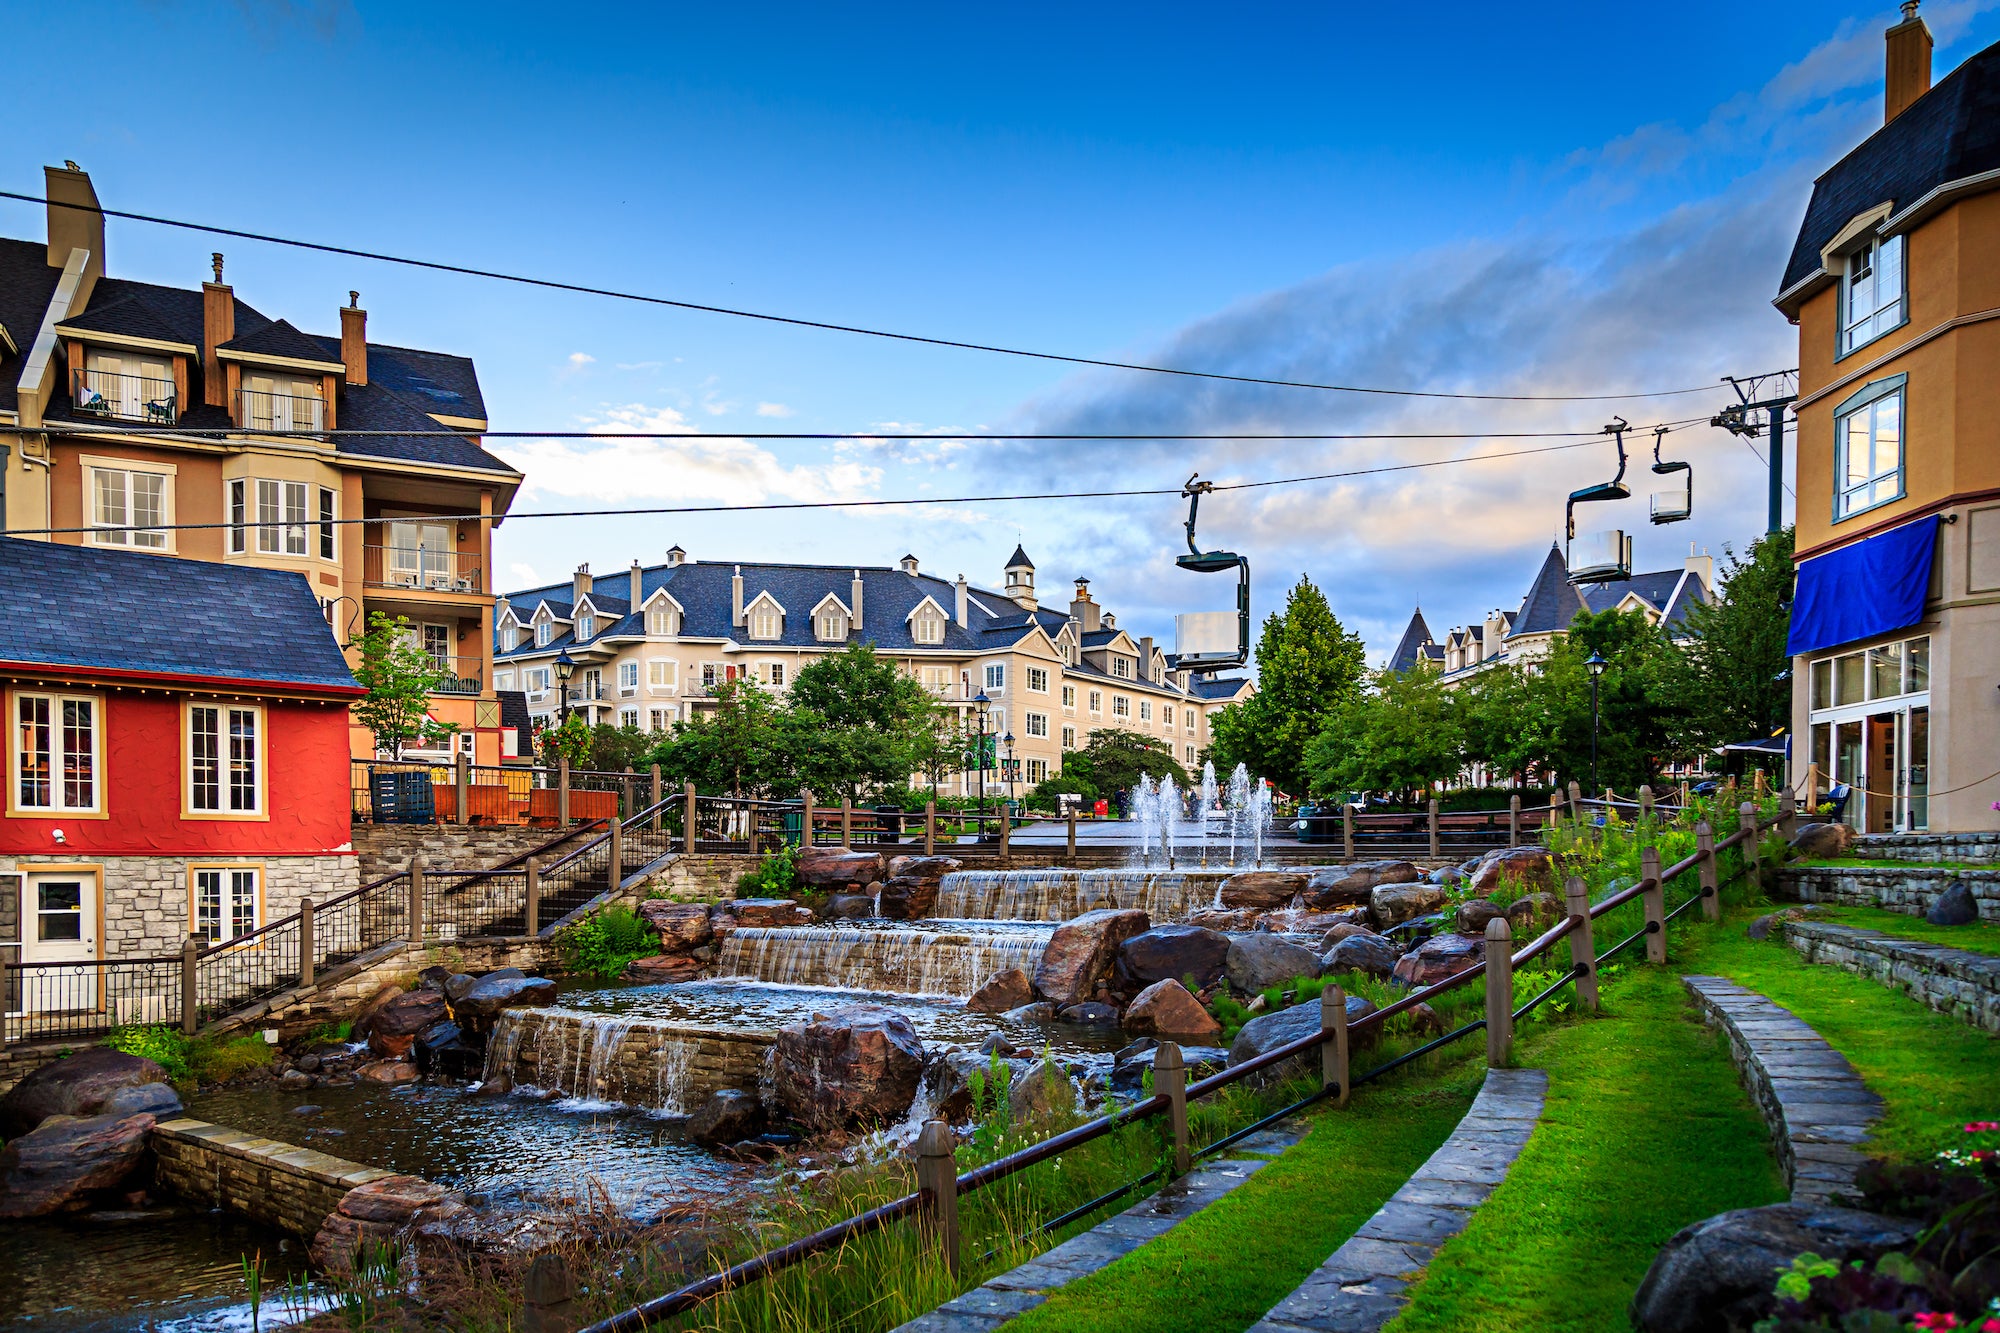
[1767,403,1786,536]
[1589,671,1600,793]
[299,897,315,988]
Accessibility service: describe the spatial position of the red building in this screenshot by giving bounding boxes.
[1,537,361,969]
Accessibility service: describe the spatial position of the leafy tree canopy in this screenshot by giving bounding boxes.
[1206,575,1365,796]
[1026,728,1186,807]
[1657,527,1795,755]
[351,611,458,759]
[1307,663,1466,797]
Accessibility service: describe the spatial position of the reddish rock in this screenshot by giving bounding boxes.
[718,898,815,928]
[769,1005,928,1132]
[1305,861,1421,908]
[1455,899,1507,935]
[1790,822,1856,859]
[626,955,705,983]
[452,975,557,1027]
[0,1047,168,1138]
[637,900,714,952]
[797,847,886,890]
[967,967,1034,1014]
[1186,908,1257,932]
[1032,908,1152,1008]
[349,984,406,1045]
[1391,932,1487,988]
[1468,846,1560,896]
[356,1059,420,1084]
[1123,980,1223,1042]
[1369,883,1446,930]
[876,856,960,919]
[1218,871,1308,910]
[368,990,449,1059]
[1115,924,1231,992]
[1321,922,1378,946]
[0,1111,156,1217]
[310,1174,456,1276]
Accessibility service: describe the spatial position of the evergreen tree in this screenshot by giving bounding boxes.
[1206,575,1365,796]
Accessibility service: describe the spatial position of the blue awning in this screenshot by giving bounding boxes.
[1786,515,1938,658]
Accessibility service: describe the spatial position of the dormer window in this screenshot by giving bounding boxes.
[815,610,846,641]
[240,374,326,433]
[753,608,783,639]
[1841,234,1905,356]
[75,351,177,425]
[1112,657,1131,679]
[535,621,552,648]
[646,606,677,636]
[913,611,945,644]
[577,613,595,639]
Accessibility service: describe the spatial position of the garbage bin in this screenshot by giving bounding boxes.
[874,805,904,845]
[782,804,804,849]
[1296,803,1340,844]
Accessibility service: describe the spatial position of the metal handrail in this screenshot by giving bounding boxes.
[583,804,1785,1333]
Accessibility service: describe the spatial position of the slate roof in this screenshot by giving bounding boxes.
[1189,676,1253,700]
[1387,609,1436,675]
[308,335,486,421]
[1583,568,1708,631]
[0,237,67,413]
[1511,544,1589,635]
[221,318,343,366]
[1780,38,2000,301]
[53,293,197,349]
[0,537,359,693]
[1006,544,1034,570]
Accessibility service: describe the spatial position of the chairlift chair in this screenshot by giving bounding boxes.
[1173,474,1250,673]
[1566,418,1635,584]
[1648,425,1692,524]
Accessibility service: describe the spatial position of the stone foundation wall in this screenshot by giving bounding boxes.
[351,825,572,880]
[151,1117,396,1237]
[213,935,563,1040]
[493,1009,775,1113]
[1780,865,2000,921]
[1779,921,2000,1033]
[1849,832,2000,865]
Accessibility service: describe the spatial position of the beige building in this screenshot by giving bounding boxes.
[0,164,522,764]
[493,545,1253,796]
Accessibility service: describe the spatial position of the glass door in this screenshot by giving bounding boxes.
[1903,707,1929,831]
[1834,720,1864,830]
[22,873,97,1014]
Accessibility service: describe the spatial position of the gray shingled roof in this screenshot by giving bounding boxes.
[1512,544,1588,635]
[1387,608,1435,674]
[221,318,343,366]
[0,537,358,692]
[54,294,197,350]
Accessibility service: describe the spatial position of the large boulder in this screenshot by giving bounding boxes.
[687,1089,766,1147]
[1468,846,1560,896]
[0,1047,168,1138]
[310,1175,458,1276]
[637,900,714,952]
[1305,861,1421,908]
[626,954,704,983]
[1122,980,1223,1042]
[368,989,450,1058]
[1926,879,1979,926]
[349,983,407,1044]
[967,968,1034,1014]
[1112,1043,1229,1092]
[1323,932,1400,979]
[1008,1058,1077,1125]
[412,1021,480,1080]
[1629,1203,1923,1333]
[1508,893,1561,931]
[0,1111,157,1217]
[450,975,556,1029]
[1186,908,1259,933]
[769,1005,928,1132]
[1226,995,1378,1084]
[1115,925,1231,992]
[875,856,960,920]
[797,847,886,891]
[1369,883,1447,930]
[1391,932,1486,988]
[102,1082,183,1120]
[1218,871,1308,910]
[1033,908,1151,1008]
[1225,935,1324,993]
[1788,822,1855,860]
[718,899,814,929]
[1454,899,1507,935]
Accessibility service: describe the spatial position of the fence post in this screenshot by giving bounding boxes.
[1638,784,1654,824]
[1427,797,1440,859]
[999,807,1011,861]
[558,756,572,828]
[1695,821,1720,922]
[1640,847,1666,965]
[913,1119,961,1276]
[1321,985,1350,1108]
[1754,768,1767,798]
[841,800,853,849]
[299,896,315,988]
[1341,803,1355,861]
[1484,916,1513,1067]
[1563,875,1598,1012]
[922,799,935,857]
[525,857,541,937]
[1740,801,1762,898]
[181,935,199,1035]
[684,781,698,854]
[1567,780,1583,823]
[1778,787,1798,840]
[802,790,816,852]
[1806,762,1821,814]
[455,752,470,826]
[623,766,636,821]
[408,854,427,945]
[1066,809,1077,862]
[1154,1041,1190,1173]
[1508,794,1521,849]
[650,763,663,830]
[607,811,623,891]
[522,1253,579,1333]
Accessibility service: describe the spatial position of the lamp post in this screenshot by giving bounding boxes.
[973,690,991,819]
[1586,651,1607,793]
[1003,732,1017,810]
[553,649,576,726]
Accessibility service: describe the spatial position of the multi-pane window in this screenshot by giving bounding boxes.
[576,614,595,640]
[189,704,260,814]
[1026,758,1047,784]
[1061,685,1076,711]
[1139,700,1154,722]
[254,479,309,556]
[649,659,678,690]
[535,621,553,647]
[1186,745,1197,764]
[525,667,550,693]
[984,663,1005,690]
[193,867,260,945]
[14,693,98,812]
[649,707,674,731]
[1841,235,1905,356]
[619,708,639,729]
[1061,726,1076,749]
[1112,657,1131,679]
[1112,696,1131,718]
[1025,712,1049,738]
[318,487,336,560]
[495,671,515,690]
[922,666,951,695]
[702,663,722,689]
[756,608,785,639]
[1088,690,1102,715]
[769,663,787,687]
[1835,379,1904,520]
[646,606,676,635]
[618,662,639,693]
[228,479,247,554]
[1026,667,1049,693]
[1186,709,1197,733]
[913,613,945,644]
[90,467,169,548]
[1809,635,1929,710]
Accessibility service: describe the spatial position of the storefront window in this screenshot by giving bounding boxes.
[1834,654,1866,706]
[1905,638,1928,693]
[1907,707,1929,831]
[1868,642,1903,700]
[1810,660,1832,710]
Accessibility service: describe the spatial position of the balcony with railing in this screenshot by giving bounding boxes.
[71,366,178,426]
[235,387,325,435]
[424,655,485,696]
[363,545,484,595]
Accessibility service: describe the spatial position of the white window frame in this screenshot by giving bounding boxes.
[768,661,787,687]
[1187,709,1198,733]
[10,690,102,815]
[1163,705,1174,727]
[646,606,677,636]
[191,865,262,947]
[1112,695,1131,718]
[648,659,679,693]
[1061,684,1076,713]
[618,661,640,695]
[84,457,175,551]
[1088,690,1102,716]
[1026,758,1047,785]
[228,478,248,554]
[536,620,554,648]
[983,663,1006,691]
[812,610,843,642]
[1025,711,1049,738]
[186,701,264,817]
[1833,376,1906,521]
[1026,667,1049,693]
[1061,725,1076,749]
[317,486,337,561]
[1839,233,1906,358]
[576,613,595,640]
[1139,700,1153,722]
[255,479,310,556]
[1112,657,1131,679]
[619,707,639,729]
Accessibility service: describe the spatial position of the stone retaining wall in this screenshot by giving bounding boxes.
[214,935,560,1040]
[1779,921,2000,1033]
[352,825,569,881]
[151,1117,397,1237]
[1780,865,2000,921]
[491,1008,775,1113]
[1850,832,2000,865]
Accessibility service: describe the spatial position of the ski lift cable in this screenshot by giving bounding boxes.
[5,186,1769,405]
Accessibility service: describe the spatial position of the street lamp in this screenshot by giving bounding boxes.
[553,649,576,725]
[972,690,991,819]
[1586,651,1607,794]
[1003,731,1017,809]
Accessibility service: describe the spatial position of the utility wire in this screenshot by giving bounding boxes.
[5,188,1756,405]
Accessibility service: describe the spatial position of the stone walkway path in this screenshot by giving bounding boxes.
[891,1125,1306,1333]
[1244,1067,1548,1333]
[1683,975,1883,1204]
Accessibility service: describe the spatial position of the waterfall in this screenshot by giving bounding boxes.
[931,868,1233,922]
[483,1008,703,1114]
[714,924,1050,998]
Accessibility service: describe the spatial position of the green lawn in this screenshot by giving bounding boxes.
[1800,901,2000,957]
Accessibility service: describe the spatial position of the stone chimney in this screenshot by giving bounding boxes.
[1069,578,1100,633]
[44,162,104,288]
[954,575,969,628]
[630,559,644,609]
[1685,544,1715,592]
[666,544,687,567]
[1885,1,1933,124]
[732,566,745,626]
[899,553,919,575]
[203,252,234,408]
[340,292,368,386]
[851,570,865,628]
[571,562,591,608]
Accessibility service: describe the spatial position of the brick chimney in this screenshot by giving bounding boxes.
[340,292,368,385]
[203,252,233,408]
[44,162,104,288]
[1885,1,1933,124]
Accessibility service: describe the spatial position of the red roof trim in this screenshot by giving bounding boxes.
[0,660,365,699]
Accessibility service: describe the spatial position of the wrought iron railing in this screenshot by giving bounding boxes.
[236,386,325,435]
[362,544,483,594]
[71,365,178,425]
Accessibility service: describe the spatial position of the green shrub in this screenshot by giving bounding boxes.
[103,1025,275,1089]
[105,1024,193,1085]
[192,1033,275,1084]
[736,846,800,897]
[554,903,660,980]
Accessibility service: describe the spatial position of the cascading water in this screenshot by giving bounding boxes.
[931,868,1234,922]
[484,1008,705,1115]
[714,923,1050,998]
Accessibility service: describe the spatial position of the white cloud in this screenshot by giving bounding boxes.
[567,351,595,367]
[755,402,795,418]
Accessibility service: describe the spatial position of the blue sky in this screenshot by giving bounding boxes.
[10,1,2000,660]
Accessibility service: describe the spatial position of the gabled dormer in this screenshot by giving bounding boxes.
[904,594,950,646]
[745,590,788,641]
[57,294,196,428]
[217,318,345,435]
[808,592,850,642]
[529,600,572,649]
[572,593,616,641]
[642,587,684,636]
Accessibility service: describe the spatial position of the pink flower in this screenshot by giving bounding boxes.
[1980,1320,1999,1333]
[1965,1122,2000,1133]
[1913,1315,1959,1331]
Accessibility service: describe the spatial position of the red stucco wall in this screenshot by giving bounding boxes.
[3,690,353,857]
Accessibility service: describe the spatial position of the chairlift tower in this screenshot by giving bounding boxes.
[1711,370,1799,535]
